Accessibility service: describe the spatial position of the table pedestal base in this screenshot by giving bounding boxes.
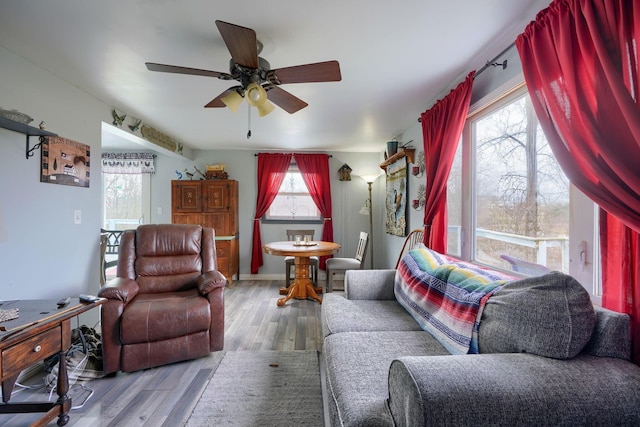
[277,257,323,306]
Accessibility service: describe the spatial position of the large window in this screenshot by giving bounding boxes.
[264,163,321,222]
[102,173,150,229]
[448,85,570,274]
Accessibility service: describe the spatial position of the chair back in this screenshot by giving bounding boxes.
[395,228,425,268]
[100,228,124,255]
[354,231,369,268]
[100,229,125,286]
[118,224,217,293]
[286,229,315,242]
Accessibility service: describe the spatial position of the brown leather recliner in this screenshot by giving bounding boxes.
[97,224,226,373]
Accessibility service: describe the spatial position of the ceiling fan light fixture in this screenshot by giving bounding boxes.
[256,99,275,117]
[221,90,243,112]
[245,83,267,106]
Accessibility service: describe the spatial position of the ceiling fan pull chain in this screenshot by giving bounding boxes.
[247,102,252,139]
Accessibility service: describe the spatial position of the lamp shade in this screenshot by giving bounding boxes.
[256,99,275,117]
[245,83,267,106]
[360,173,384,184]
[221,90,243,112]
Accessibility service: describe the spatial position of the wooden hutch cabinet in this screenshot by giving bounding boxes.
[171,180,239,285]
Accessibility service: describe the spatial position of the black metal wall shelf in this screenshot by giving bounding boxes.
[0,116,58,159]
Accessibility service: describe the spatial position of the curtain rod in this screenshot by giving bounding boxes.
[418,41,516,122]
[254,153,332,157]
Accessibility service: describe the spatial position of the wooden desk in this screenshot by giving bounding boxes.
[0,298,104,426]
[264,241,340,307]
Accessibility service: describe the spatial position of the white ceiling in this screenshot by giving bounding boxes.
[0,0,550,153]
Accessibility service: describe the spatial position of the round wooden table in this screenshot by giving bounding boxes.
[263,241,341,306]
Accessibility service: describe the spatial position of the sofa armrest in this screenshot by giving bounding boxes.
[197,270,227,295]
[388,353,640,426]
[345,269,396,300]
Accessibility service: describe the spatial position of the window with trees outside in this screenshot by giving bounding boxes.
[102,173,150,230]
[447,84,570,274]
[264,163,322,222]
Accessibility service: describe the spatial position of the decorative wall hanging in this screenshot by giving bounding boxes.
[101,152,155,174]
[41,136,90,187]
[140,124,177,152]
[338,163,352,181]
[385,156,407,237]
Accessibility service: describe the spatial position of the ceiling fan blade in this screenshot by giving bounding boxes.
[145,62,227,78]
[215,20,259,69]
[270,60,342,84]
[204,88,237,108]
[266,86,308,114]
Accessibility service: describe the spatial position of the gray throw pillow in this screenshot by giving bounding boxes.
[478,272,596,359]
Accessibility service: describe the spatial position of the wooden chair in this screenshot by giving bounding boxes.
[99,228,124,286]
[285,229,318,287]
[395,228,425,268]
[325,231,369,292]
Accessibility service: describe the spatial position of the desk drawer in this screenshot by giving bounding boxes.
[2,326,61,377]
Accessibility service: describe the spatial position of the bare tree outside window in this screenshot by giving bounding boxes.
[475,93,569,271]
[103,174,145,229]
[447,90,569,273]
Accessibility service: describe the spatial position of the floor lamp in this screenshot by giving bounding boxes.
[359,174,383,269]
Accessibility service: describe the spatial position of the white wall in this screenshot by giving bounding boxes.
[146,150,382,277]
[0,44,387,315]
[0,47,107,303]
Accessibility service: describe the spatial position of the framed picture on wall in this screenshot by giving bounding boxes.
[41,136,90,188]
[385,156,407,236]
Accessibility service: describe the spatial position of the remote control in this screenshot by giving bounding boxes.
[79,294,99,303]
[57,297,71,308]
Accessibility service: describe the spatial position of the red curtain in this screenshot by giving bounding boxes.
[250,153,292,274]
[294,153,334,269]
[420,72,474,252]
[516,0,640,362]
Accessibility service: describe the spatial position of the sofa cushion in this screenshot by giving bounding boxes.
[395,246,511,355]
[321,293,422,338]
[478,272,596,359]
[323,331,449,427]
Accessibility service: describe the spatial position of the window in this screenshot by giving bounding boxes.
[102,173,150,229]
[448,85,571,274]
[264,163,322,222]
[101,152,154,229]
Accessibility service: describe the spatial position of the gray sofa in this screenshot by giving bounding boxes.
[321,264,640,426]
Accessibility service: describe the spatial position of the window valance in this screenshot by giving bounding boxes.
[101,153,155,174]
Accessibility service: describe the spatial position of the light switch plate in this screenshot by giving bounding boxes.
[74,210,81,224]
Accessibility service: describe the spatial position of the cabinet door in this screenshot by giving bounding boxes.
[202,181,228,212]
[172,181,202,212]
[202,180,238,235]
[202,213,233,236]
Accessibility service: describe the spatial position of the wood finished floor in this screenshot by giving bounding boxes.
[2,279,329,426]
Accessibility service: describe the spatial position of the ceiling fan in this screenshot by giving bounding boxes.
[145,20,342,117]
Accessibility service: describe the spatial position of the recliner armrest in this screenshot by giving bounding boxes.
[197,270,227,295]
[98,277,140,303]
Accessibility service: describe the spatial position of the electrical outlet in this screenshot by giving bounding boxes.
[74,210,81,224]
[157,207,163,215]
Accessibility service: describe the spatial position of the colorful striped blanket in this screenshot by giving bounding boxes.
[395,246,514,354]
